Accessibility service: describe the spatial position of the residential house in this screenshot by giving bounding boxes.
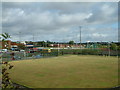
[0,40,11,49]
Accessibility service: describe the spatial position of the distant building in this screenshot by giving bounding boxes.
[0,40,26,49]
[0,41,2,49]
[49,44,81,48]
[20,41,26,45]
[25,44,34,49]
[0,40,11,49]
[11,42,18,48]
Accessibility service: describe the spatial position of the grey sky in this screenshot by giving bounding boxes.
[2,2,118,42]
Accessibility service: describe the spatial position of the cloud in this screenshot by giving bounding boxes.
[3,0,119,2]
[2,2,118,42]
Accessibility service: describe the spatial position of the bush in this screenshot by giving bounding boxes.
[2,62,14,88]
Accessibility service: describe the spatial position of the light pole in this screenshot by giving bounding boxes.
[108,41,111,56]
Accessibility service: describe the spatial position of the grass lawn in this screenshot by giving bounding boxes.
[9,55,118,88]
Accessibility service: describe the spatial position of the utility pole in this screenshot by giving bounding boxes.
[79,26,82,54]
[57,42,59,56]
[108,42,111,56]
[79,26,82,48]
[33,34,34,42]
[19,32,21,42]
[33,34,35,48]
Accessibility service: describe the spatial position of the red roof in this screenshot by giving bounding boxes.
[11,42,17,45]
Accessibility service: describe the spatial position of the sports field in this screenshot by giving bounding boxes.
[9,55,118,88]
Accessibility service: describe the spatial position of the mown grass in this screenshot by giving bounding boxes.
[9,55,118,88]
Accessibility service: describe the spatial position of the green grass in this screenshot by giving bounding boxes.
[9,55,118,88]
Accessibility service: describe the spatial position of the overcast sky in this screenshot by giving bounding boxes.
[2,2,118,42]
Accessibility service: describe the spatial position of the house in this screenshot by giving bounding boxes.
[0,41,2,49]
[11,42,18,48]
[0,40,11,49]
[25,44,34,49]
[49,43,82,48]
[0,40,26,50]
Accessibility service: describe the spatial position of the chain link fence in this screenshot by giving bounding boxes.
[1,48,119,62]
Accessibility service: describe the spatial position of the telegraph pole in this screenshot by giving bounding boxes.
[79,26,82,54]
[57,42,59,56]
[80,26,81,47]
[33,34,35,48]
[33,34,34,42]
[19,32,21,42]
[108,41,111,56]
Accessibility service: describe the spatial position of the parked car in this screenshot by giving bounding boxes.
[10,48,20,51]
[0,49,8,52]
[20,50,25,52]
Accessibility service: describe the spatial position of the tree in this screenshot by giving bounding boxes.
[17,44,25,50]
[1,33,11,41]
[118,45,120,50]
[26,41,33,44]
[36,41,45,47]
[46,40,52,47]
[0,33,11,49]
[1,33,17,88]
[69,40,74,45]
[110,43,117,50]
